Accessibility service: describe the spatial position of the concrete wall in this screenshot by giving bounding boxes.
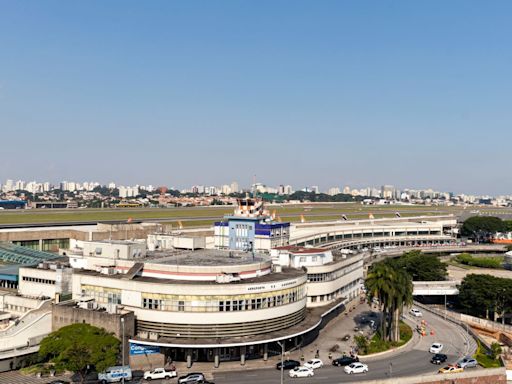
[52,303,135,360]
[353,368,506,384]
[82,241,146,260]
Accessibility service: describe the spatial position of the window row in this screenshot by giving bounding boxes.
[81,289,121,304]
[141,287,305,312]
[307,261,362,283]
[22,276,55,285]
[310,278,361,303]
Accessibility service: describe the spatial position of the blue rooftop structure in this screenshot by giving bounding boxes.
[0,200,27,209]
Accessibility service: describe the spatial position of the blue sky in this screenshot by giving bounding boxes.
[1,1,511,194]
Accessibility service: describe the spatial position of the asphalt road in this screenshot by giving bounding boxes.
[138,310,475,384]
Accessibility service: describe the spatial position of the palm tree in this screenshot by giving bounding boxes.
[365,260,413,342]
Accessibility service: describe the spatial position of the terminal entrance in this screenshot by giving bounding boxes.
[161,337,305,366]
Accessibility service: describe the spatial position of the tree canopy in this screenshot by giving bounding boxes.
[458,274,512,322]
[395,250,447,281]
[461,216,506,237]
[39,323,120,383]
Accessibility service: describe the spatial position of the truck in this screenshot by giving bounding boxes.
[143,367,178,381]
[98,366,132,383]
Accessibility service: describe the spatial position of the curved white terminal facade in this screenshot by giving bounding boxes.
[70,250,331,365]
[290,216,457,249]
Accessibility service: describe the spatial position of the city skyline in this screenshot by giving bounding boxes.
[1,2,512,194]
[1,176,509,200]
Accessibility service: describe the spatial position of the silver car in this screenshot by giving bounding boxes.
[457,357,477,369]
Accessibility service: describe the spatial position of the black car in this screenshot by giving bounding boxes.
[430,353,448,365]
[276,359,301,370]
[332,356,359,366]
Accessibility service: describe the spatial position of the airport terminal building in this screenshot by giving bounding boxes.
[69,245,361,367]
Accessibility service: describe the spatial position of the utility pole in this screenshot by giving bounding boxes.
[121,317,125,383]
[277,340,285,384]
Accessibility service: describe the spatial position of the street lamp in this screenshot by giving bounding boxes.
[276,340,285,384]
[121,317,125,384]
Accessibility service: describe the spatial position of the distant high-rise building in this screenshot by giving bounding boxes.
[311,186,319,194]
[230,181,239,194]
[343,186,351,194]
[328,187,340,196]
[284,185,293,195]
[221,184,231,195]
[381,185,395,200]
[3,179,14,192]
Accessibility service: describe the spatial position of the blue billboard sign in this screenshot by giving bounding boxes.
[129,343,160,356]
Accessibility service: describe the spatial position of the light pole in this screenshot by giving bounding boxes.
[276,340,285,384]
[121,317,125,383]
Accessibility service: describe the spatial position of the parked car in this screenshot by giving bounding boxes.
[344,362,369,374]
[332,356,359,366]
[430,353,448,365]
[144,367,177,380]
[457,357,478,369]
[178,373,205,384]
[429,342,444,354]
[304,358,323,370]
[439,365,464,374]
[410,308,423,317]
[289,366,314,378]
[276,360,301,370]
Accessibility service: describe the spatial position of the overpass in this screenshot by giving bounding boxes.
[413,280,460,296]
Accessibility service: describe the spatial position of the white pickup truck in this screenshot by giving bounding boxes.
[143,367,177,381]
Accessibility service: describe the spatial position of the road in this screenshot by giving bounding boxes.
[139,309,475,384]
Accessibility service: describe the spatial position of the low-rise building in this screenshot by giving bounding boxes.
[271,246,363,307]
[18,262,73,300]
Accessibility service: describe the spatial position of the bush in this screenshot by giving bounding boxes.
[455,253,503,269]
[358,322,412,355]
[474,340,502,368]
[354,335,369,355]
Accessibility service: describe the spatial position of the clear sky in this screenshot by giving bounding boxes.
[1,1,511,194]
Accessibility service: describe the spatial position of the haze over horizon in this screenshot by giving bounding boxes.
[1,1,511,195]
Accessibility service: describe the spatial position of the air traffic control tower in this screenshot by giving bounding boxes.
[214,197,290,252]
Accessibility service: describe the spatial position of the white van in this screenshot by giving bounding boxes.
[98,366,132,383]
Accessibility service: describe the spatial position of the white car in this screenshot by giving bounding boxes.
[289,366,314,378]
[344,362,369,374]
[410,308,423,317]
[143,367,177,380]
[304,358,323,370]
[430,342,444,354]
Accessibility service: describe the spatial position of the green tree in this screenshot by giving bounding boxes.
[461,216,505,238]
[458,274,512,321]
[396,250,447,281]
[39,324,120,383]
[365,260,413,342]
